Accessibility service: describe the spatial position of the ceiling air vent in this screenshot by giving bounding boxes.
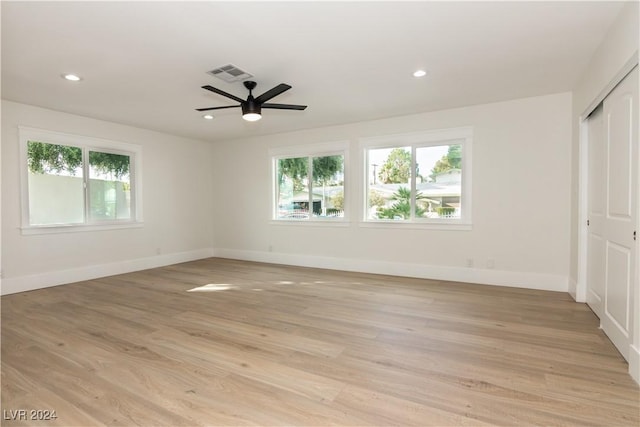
[206,64,253,83]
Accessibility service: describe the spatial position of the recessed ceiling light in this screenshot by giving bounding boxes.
[62,73,82,81]
[413,70,427,78]
[202,114,214,120]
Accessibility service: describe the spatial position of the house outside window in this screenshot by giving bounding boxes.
[362,127,472,228]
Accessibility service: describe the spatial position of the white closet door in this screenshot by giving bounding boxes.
[593,66,638,361]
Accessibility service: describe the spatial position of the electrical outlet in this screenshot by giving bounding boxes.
[466,258,474,268]
[268,245,274,252]
[487,258,495,269]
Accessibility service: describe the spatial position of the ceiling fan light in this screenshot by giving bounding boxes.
[242,112,262,122]
[242,101,262,121]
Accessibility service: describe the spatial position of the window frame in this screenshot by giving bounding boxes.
[19,126,143,234]
[360,127,472,229]
[270,141,349,225]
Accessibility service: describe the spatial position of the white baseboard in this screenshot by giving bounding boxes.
[0,248,214,295]
[568,276,578,301]
[629,344,640,385]
[213,248,569,293]
[1,248,570,296]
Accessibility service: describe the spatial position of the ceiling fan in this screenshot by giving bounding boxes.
[196,81,307,122]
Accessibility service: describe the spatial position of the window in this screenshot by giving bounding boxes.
[272,143,346,221]
[363,128,472,226]
[20,127,142,232]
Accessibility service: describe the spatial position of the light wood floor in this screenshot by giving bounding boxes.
[1,258,638,426]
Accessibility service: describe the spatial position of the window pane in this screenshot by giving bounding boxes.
[416,144,462,219]
[89,151,131,221]
[367,147,411,220]
[27,141,84,225]
[312,155,344,218]
[276,157,309,219]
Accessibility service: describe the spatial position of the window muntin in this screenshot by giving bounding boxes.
[274,153,345,221]
[20,128,141,231]
[363,128,471,225]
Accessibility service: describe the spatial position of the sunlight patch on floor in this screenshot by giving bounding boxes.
[187,283,235,292]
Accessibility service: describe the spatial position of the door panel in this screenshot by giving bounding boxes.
[587,233,605,314]
[605,241,631,331]
[607,93,633,218]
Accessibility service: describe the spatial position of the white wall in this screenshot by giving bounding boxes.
[211,92,572,292]
[1,100,215,294]
[569,1,639,383]
[572,2,639,119]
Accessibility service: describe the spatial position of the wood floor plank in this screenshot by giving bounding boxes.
[145,327,346,403]
[334,383,493,426]
[2,345,194,426]
[173,311,346,358]
[2,257,638,426]
[194,373,371,426]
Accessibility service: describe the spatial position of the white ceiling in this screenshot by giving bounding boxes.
[1,1,625,143]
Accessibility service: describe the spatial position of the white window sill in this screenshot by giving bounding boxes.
[359,220,472,231]
[269,219,351,227]
[21,221,144,235]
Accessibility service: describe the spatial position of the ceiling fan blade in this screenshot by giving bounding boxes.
[255,84,292,104]
[195,105,240,112]
[262,103,307,111]
[202,85,245,103]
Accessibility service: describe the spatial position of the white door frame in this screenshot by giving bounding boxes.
[576,117,590,303]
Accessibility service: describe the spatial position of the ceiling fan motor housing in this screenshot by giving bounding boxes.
[242,99,261,116]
